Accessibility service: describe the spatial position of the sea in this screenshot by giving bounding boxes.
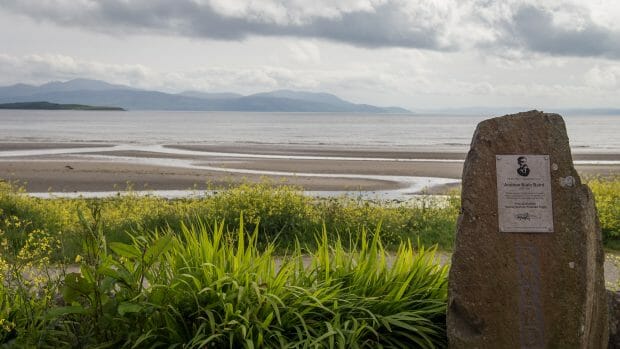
[0,110,617,199]
[0,110,619,153]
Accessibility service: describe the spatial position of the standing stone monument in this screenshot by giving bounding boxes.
[447,110,608,348]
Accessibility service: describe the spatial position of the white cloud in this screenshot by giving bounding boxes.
[0,53,153,85]
[584,64,620,89]
[288,41,321,64]
[0,51,619,109]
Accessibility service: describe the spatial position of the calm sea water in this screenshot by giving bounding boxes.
[0,110,618,153]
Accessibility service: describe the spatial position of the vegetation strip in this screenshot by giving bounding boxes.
[1,212,448,347]
[0,177,616,347]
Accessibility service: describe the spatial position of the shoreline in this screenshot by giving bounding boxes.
[0,142,617,196]
[167,143,620,161]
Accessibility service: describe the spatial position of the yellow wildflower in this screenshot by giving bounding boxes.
[0,318,15,333]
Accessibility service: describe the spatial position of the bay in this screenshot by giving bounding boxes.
[0,110,618,153]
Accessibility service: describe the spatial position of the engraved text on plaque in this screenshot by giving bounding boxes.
[496,155,553,233]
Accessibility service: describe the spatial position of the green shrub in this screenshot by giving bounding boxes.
[1,214,448,348]
[587,176,620,247]
[0,181,459,259]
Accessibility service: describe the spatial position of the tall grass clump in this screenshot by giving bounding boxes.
[121,218,448,348]
[316,194,460,250]
[1,214,448,348]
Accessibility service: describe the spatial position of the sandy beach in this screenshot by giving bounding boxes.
[0,142,618,195]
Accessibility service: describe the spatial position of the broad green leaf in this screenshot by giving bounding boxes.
[45,305,87,319]
[144,234,173,264]
[118,302,145,316]
[110,242,142,259]
[63,272,94,302]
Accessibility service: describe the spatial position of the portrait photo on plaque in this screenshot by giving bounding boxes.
[496,155,554,233]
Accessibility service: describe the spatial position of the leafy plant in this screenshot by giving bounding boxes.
[130,217,448,348]
[1,213,448,347]
[46,203,174,347]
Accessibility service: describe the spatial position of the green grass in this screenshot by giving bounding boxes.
[0,182,460,260]
[0,213,448,348]
[0,175,617,258]
[0,176,617,347]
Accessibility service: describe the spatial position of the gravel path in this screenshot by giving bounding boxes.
[49,251,620,290]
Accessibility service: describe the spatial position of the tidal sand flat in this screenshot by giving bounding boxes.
[0,142,617,198]
[0,142,460,196]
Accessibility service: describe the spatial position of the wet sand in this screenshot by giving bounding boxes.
[0,142,617,194]
[0,160,399,192]
[170,143,469,160]
[168,143,620,161]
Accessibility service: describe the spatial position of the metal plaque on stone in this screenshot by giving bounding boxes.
[496,155,553,233]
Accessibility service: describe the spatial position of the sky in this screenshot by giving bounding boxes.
[1,0,620,110]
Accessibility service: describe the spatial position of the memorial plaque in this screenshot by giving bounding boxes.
[496,154,553,233]
[448,111,608,349]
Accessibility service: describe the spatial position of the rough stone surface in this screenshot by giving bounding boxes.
[609,290,620,349]
[447,111,608,348]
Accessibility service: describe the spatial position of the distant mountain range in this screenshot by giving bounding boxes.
[0,79,410,113]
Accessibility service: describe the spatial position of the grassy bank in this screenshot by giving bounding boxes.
[0,182,455,346]
[0,176,617,259]
[0,182,460,261]
[0,177,617,347]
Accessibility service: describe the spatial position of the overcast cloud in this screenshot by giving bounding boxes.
[1,0,620,108]
[501,4,620,59]
[1,0,619,58]
[0,0,456,49]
